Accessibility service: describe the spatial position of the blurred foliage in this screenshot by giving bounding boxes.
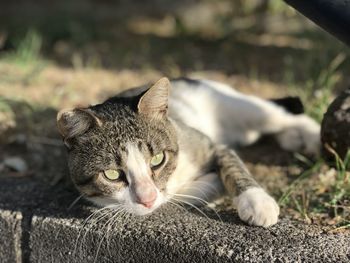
[0,0,349,84]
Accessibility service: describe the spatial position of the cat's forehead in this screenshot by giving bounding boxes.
[97,104,145,134]
[83,102,177,155]
[92,125,144,156]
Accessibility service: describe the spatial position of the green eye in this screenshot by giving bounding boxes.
[150,152,165,168]
[103,169,120,181]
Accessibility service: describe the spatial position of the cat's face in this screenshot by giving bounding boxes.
[57,78,179,215]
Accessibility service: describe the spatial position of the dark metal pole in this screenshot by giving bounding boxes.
[284,0,350,46]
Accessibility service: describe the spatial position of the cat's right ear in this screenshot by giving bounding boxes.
[137,77,170,119]
[57,108,102,148]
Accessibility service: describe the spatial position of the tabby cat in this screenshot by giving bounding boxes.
[57,77,320,227]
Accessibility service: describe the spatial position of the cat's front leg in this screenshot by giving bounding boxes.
[215,145,279,227]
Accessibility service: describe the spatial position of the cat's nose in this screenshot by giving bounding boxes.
[136,191,157,208]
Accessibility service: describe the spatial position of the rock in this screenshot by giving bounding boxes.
[0,177,350,263]
[321,89,350,161]
[3,156,28,172]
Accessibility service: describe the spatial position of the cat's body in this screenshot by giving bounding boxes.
[57,78,320,227]
[119,78,319,152]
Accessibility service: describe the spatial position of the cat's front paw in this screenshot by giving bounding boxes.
[236,187,279,227]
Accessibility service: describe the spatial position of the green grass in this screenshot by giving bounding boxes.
[278,51,349,226]
[0,97,13,113]
[4,29,43,66]
[285,53,347,123]
[278,159,322,206]
[0,30,48,84]
[325,146,350,217]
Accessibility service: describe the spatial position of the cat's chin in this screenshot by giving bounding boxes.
[131,204,160,216]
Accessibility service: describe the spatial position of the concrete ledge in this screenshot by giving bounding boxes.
[29,212,350,263]
[0,177,349,262]
[0,210,22,263]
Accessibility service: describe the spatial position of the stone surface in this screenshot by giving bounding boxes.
[0,177,350,263]
[0,210,22,263]
[321,89,350,161]
[29,210,350,263]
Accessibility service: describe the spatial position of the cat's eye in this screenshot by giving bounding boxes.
[103,169,121,181]
[150,152,165,168]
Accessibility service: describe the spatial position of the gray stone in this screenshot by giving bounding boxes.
[0,177,349,263]
[28,208,350,263]
[0,210,22,263]
[3,156,28,172]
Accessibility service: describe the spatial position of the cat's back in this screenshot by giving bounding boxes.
[112,78,237,142]
[114,77,236,98]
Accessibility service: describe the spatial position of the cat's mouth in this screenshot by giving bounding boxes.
[129,197,165,215]
[87,190,167,216]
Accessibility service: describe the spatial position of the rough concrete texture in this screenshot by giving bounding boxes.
[0,210,22,263]
[0,177,350,263]
[321,89,350,161]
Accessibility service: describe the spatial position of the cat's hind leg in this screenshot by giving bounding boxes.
[274,114,320,155]
[231,96,321,155]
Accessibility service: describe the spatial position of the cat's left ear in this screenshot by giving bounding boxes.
[57,108,102,148]
[138,77,170,119]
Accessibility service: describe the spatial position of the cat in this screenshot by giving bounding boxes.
[57,77,320,227]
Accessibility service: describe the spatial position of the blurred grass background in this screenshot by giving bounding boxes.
[1,0,349,116]
[0,0,349,228]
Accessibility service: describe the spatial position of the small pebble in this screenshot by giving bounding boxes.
[3,156,28,172]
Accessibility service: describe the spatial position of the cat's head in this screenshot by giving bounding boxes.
[57,78,179,215]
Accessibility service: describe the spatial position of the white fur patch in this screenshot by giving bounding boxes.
[170,89,219,142]
[166,150,200,196]
[175,172,224,204]
[169,79,320,155]
[126,143,149,182]
[126,143,159,206]
[236,187,279,227]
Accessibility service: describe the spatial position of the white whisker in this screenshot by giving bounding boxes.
[172,193,222,221]
[68,194,85,210]
[167,200,188,213]
[171,197,210,220]
[74,204,121,257]
[92,206,128,263]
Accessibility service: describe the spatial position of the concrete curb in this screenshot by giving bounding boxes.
[0,210,22,263]
[0,177,349,262]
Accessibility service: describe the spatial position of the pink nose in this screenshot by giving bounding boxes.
[136,191,157,208]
